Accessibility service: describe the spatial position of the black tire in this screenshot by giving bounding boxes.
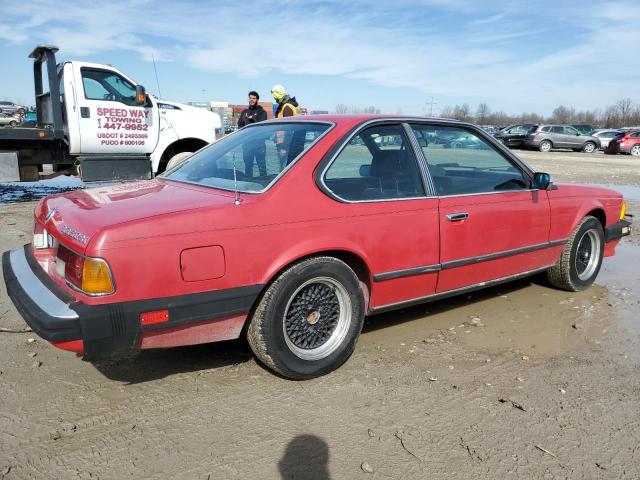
[546,216,604,291]
[582,142,596,153]
[539,140,552,152]
[9,120,17,127]
[247,256,365,379]
[630,145,640,157]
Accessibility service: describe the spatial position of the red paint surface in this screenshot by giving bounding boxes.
[139,314,246,349]
[51,339,84,354]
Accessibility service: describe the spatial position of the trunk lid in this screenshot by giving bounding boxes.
[36,179,236,252]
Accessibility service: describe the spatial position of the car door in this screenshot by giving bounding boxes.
[321,122,440,308]
[409,124,553,293]
[549,126,566,147]
[563,126,581,148]
[73,64,159,154]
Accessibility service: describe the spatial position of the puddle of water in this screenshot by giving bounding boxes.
[362,242,640,358]
[597,243,640,340]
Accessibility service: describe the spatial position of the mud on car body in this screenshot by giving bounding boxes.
[3,115,632,379]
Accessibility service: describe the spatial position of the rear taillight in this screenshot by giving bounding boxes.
[56,246,114,295]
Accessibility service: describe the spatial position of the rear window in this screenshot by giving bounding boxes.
[163,122,331,193]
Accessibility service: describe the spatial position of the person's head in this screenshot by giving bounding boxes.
[248,91,259,107]
[271,84,286,102]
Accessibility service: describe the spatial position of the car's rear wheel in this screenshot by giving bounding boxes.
[539,140,552,152]
[582,142,596,153]
[9,120,18,127]
[247,257,365,379]
[630,145,640,157]
[546,216,604,291]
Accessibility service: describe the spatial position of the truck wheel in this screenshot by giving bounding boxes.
[166,152,193,170]
[546,216,604,292]
[247,257,365,379]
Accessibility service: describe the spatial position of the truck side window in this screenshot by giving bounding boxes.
[81,68,139,106]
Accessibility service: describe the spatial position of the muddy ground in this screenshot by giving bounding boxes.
[1,151,639,479]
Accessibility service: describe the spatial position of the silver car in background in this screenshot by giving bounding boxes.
[0,101,26,114]
[592,129,622,150]
[0,113,19,127]
[524,125,601,153]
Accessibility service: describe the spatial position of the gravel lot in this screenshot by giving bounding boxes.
[1,150,639,479]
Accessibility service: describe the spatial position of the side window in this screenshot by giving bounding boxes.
[410,124,528,196]
[324,124,425,201]
[631,132,640,138]
[551,126,564,134]
[564,127,579,135]
[81,68,138,106]
[541,126,551,132]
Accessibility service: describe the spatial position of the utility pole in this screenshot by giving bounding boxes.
[425,96,438,117]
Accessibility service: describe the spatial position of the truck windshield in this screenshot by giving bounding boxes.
[162,122,331,193]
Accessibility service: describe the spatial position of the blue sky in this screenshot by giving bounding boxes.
[0,0,638,116]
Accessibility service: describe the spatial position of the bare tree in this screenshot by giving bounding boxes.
[440,106,454,119]
[335,104,349,114]
[616,98,633,126]
[452,103,472,122]
[550,105,575,124]
[475,103,491,124]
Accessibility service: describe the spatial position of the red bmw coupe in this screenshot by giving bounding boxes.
[3,115,632,378]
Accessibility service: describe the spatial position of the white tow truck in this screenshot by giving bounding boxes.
[0,45,221,182]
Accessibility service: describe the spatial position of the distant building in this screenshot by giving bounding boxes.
[310,110,329,115]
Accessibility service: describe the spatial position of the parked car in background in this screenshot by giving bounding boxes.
[525,125,600,153]
[0,113,19,127]
[3,115,631,379]
[592,129,622,150]
[0,101,26,115]
[571,124,595,135]
[604,130,640,156]
[494,124,537,148]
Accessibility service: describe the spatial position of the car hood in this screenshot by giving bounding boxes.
[36,179,238,252]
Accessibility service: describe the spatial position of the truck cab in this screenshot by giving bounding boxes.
[0,45,221,182]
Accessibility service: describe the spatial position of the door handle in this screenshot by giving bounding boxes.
[80,107,90,118]
[446,212,469,222]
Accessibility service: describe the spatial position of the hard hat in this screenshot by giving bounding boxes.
[271,84,286,101]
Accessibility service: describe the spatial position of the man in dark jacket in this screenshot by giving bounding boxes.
[238,91,268,176]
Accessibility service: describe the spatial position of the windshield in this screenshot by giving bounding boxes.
[163,122,331,192]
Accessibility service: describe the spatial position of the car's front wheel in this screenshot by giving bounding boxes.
[582,142,596,153]
[9,120,18,127]
[630,145,640,157]
[247,257,365,379]
[539,140,552,152]
[546,216,604,291]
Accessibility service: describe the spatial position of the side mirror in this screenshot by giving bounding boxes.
[359,164,372,177]
[135,85,146,106]
[533,172,551,190]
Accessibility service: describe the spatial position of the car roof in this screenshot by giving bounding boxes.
[264,114,466,128]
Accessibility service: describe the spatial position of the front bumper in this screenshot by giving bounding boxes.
[2,246,262,359]
[605,219,632,242]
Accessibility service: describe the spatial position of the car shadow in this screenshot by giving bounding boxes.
[89,337,253,384]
